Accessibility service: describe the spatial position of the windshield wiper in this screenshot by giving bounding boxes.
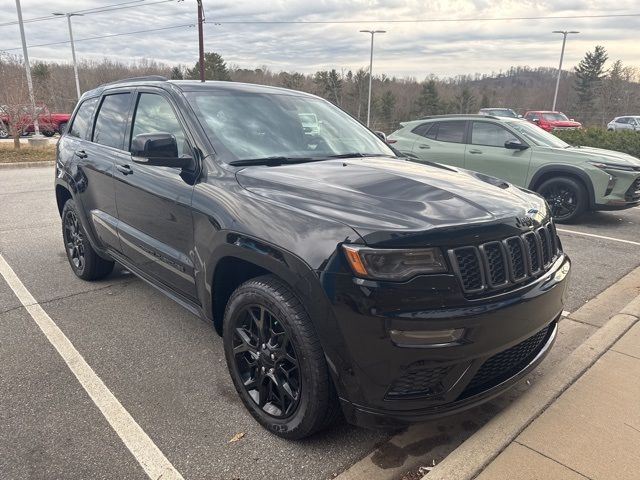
[323,153,392,159]
[229,156,315,166]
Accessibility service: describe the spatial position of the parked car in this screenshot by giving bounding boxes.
[478,108,520,118]
[523,111,581,132]
[56,77,570,439]
[0,104,71,138]
[388,114,640,222]
[607,116,640,132]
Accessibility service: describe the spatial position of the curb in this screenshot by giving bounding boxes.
[423,296,640,480]
[0,161,55,169]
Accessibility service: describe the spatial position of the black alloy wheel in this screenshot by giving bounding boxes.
[63,208,86,273]
[232,304,301,418]
[0,123,8,139]
[60,199,115,280]
[223,275,340,439]
[537,176,587,223]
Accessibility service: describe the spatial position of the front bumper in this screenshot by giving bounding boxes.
[322,254,570,428]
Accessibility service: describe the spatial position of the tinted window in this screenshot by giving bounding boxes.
[434,121,466,143]
[131,93,189,157]
[93,93,131,149]
[616,117,628,124]
[68,97,98,139]
[471,122,519,147]
[411,123,433,137]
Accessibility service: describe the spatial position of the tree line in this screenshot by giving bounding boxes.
[1,45,638,141]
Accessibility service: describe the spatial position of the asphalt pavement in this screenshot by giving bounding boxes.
[1,166,639,480]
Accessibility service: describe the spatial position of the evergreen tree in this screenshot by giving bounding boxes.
[313,69,343,105]
[186,52,230,81]
[415,80,441,116]
[574,45,608,121]
[379,90,396,126]
[279,72,304,91]
[170,66,183,80]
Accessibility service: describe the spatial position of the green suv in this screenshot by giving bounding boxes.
[388,115,640,222]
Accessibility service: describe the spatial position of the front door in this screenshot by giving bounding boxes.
[114,89,198,301]
[464,121,532,187]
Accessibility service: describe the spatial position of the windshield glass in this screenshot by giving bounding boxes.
[185,91,395,162]
[509,121,570,148]
[485,109,518,118]
[542,112,569,122]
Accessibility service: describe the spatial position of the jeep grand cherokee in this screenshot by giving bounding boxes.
[55,77,570,439]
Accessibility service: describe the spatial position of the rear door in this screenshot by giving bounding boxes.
[464,121,532,187]
[114,88,198,301]
[83,90,135,251]
[410,120,467,168]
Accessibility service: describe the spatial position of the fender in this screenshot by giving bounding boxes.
[528,164,596,209]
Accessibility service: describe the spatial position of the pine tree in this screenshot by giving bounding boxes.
[415,80,441,117]
[574,45,608,122]
[186,52,230,81]
[170,66,183,80]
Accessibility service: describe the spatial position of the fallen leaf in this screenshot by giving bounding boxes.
[228,432,245,443]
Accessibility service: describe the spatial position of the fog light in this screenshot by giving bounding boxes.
[389,328,465,347]
[554,262,570,282]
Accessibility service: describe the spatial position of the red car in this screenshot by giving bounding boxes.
[0,104,71,138]
[523,111,581,133]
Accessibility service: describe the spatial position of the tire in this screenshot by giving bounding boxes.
[58,122,67,135]
[61,199,115,280]
[42,130,55,137]
[0,123,8,139]
[223,275,340,439]
[536,176,588,223]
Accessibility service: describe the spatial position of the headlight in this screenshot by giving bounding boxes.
[342,245,447,281]
[588,161,640,172]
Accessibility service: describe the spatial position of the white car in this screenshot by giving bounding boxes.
[607,116,640,132]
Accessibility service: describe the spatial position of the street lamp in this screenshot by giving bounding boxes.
[53,12,83,100]
[360,29,386,127]
[551,30,579,111]
[14,0,41,137]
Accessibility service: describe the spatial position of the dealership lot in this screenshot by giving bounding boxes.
[1,166,639,480]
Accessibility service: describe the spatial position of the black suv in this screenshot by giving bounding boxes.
[55,77,570,439]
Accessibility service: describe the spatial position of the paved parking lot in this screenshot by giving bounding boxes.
[1,166,639,480]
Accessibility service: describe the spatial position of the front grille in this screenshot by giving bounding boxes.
[459,324,553,399]
[386,365,450,399]
[449,221,560,295]
[626,178,640,202]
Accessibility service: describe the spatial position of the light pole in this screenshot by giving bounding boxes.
[551,30,579,111]
[14,0,41,137]
[360,29,386,127]
[53,12,83,99]
[197,0,205,82]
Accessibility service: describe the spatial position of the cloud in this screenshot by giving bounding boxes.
[1,0,638,78]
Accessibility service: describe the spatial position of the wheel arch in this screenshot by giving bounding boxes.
[55,183,73,217]
[528,166,595,209]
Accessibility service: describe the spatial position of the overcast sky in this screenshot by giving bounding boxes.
[1,0,639,79]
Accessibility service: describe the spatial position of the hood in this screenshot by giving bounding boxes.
[235,157,547,246]
[548,120,581,127]
[551,146,640,166]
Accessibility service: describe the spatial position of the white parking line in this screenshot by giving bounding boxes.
[0,253,184,480]
[557,228,640,247]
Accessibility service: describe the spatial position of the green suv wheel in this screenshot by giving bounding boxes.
[537,176,587,223]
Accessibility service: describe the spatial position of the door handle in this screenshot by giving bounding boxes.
[418,144,431,149]
[116,164,133,175]
[74,150,88,159]
[468,149,483,154]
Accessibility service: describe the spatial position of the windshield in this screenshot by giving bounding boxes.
[509,121,570,148]
[185,91,395,162]
[485,109,518,118]
[542,112,569,122]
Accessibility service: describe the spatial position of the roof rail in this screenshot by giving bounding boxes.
[103,75,168,86]
[420,114,499,120]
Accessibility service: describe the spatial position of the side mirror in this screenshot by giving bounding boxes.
[374,131,387,142]
[505,139,528,150]
[532,118,540,123]
[131,133,192,168]
[517,114,523,118]
[570,118,575,122]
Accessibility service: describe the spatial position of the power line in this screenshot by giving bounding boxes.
[0,0,175,28]
[211,12,640,24]
[1,23,194,52]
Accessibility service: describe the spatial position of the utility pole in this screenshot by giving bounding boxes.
[360,29,386,127]
[197,0,205,82]
[53,12,83,100]
[14,0,40,137]
[552,30,579,111]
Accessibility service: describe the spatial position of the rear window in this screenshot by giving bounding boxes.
[93,93,132,149]
[68,97,98,139]
[434,121,466,143]
[411,123,433,137]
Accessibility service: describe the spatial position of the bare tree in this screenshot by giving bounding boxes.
[0,53,32,150]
